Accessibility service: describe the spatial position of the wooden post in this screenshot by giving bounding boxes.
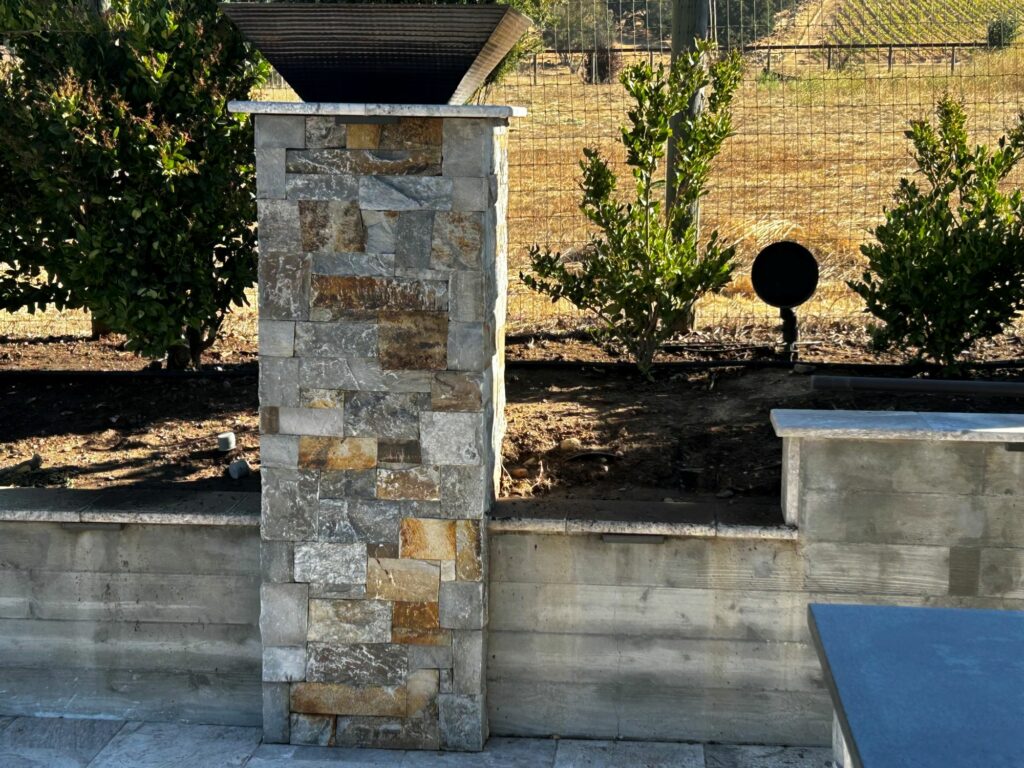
[532,53,538,85]
[888,46,894,72]
[950,45,957,74]
[667,0,710,216]
[827,45,833,71]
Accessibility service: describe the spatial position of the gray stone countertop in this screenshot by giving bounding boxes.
[771,408,1024,443]
[228,101,527,119]
[0,488,260,526]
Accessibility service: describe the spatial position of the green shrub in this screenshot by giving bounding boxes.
[523,40,742,375]
[0,1,268,367]
[849,97,1024,371]
[988,14,1019,48]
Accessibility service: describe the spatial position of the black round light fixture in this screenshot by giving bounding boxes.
[750,241,819,355]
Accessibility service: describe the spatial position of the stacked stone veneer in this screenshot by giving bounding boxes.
[250,108,512,751]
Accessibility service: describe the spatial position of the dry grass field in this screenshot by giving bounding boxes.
[3,0,1024,348]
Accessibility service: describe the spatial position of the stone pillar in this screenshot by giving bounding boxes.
[238,103,522,751]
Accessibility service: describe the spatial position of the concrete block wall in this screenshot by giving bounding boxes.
[0,520,261,725]
[252,108,511,751]
[488,414,1024,745]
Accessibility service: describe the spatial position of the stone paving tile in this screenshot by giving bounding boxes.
[246,744,405,767]
[0,716,125,768]
[553,740,705,768]
[703,745,835,768]
[0,717,16,734]
[402,738,557,767]
[87,722,261,768]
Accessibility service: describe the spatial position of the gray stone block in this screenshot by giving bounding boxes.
[299,357,432,393]
[276,407,345,437]
[409,644,454,671]
[294,542,367,584]
[294,321,378,359]
[431,212,483,270]
[286,174,359,201]
[305,116,347,149]
[438,693,486,751]
[262,683,291,744]
[346,391,429,440]
[258,321,295,358]
[260,582,309,647]
[305,642,408,685]
[319,469,377,500]
[450,273,484,323]
[312,252,395,277]
[440,465,488,519]
[257,200,302,252]
[362,210,399,254]
[290,714,334,746]
[261,469,318,540]
[348,499,405,544]
[440,581,484,630]
[448,322,488,372]
[261,540,294,583]
[452,176,493,212]
[259,252,310,321]
[452,630,484,695]
[256,149,287,200]
[359,176,453,211]
[421,412,482,466]
[309,582,368,600]
[442,119,496,177]
[256,114,305,149]
[395,211,435,268]
[259,356,300,408]
[262,646,306,682]
[317,499,357,543]
[307,598,392,644]
[260,435,299,469]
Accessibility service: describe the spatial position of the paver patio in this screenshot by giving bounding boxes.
[0,716,833,767]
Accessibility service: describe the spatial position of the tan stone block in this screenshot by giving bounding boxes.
[347,123,381,150]
[380,118,443,150]
[441,560,456,581]
[393,601,440,630]
[406,669,440,718]
[299,200,365,253]
[431,372,483,412]
[401,518,456,560]
[366,557,439,602]
[378,311,448,371]
[431,212,483,269]
[291,682,407,717]
[298,436,377,470]
[310,276,447,321]
[392,627,452,646]
[378,467,440,501]
[456,520,482,581]
[300,388,344,410]
[260,406,280,435]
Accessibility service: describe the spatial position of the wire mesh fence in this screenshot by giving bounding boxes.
[3,0,1024,355]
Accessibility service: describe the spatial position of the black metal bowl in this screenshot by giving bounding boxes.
[219,3,532,104]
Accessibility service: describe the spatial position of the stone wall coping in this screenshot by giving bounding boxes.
[772,409,1024,443]
[229,101,527,119]
[487,516,797,540]
[0,488,260,527]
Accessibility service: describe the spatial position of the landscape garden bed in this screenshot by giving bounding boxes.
[3,331,1023,510]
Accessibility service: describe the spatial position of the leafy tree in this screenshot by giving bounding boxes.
[524,40,742,375]
[850,97,1024,371]
[0,1,267,367]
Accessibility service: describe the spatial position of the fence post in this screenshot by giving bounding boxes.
[888,46,894,72]
[827,45,833,71]
[950,45,957,74]
[667,0,711,217]
[532,53,538,85]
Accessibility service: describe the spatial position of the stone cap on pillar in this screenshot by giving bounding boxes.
[228,101,527,122]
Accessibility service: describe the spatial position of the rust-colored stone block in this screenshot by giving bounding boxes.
[400,518,456,560]
[378,467,440,501]
[392,627,452,646]
[299,200,366,253]
[431,211,483,269]
[310,276,447,322]
[431,372,483,412]
[300,388,344,410]
[393,601,440,630]
[455,520,482,581]
[347,123,381,150]
[291,682,407,717]
[380,118,443,150]
[298,436,377,470]
[260,406,280,435]
[366,557,439,602]
[378,440,422,466]
[378,311,448,371]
